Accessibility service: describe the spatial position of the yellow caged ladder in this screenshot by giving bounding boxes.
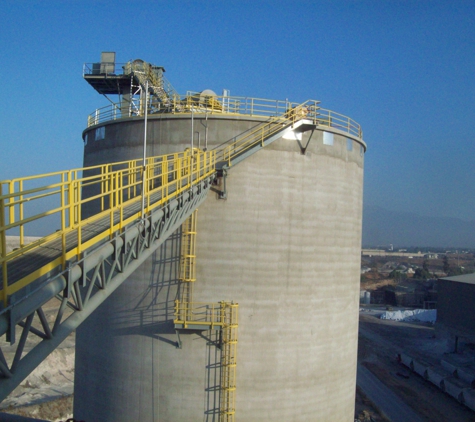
[175,210,238,422]
[220,301,238,421]
[179,209,197,308]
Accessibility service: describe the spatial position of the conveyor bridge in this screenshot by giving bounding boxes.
[0,102,317,419]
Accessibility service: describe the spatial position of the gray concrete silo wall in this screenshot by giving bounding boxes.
[74,114,365,421]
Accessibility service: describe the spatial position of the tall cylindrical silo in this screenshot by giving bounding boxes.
[74,97,366,420]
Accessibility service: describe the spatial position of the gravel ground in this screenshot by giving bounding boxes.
[1,396,72,422]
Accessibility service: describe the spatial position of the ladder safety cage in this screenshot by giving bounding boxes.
[220,302,238,422]
[178,210,198,319]
[175,210,239,422]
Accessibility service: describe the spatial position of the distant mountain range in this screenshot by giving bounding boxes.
[362,205,475,249]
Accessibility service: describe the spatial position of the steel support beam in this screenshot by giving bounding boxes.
[0,178,213,401]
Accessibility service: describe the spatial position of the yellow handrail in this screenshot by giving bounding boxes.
[2,98,363,306]
[220,302,238,422]
[86,95,363,139]
[0,149,216,305]
[174,300,227,328]
[215,100,319,167]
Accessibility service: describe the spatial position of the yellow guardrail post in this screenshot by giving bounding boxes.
[61,173,67,269]
[74,179,82,258]
[109,171,115,239]
[189,151,193,185]
[174,299,180,323]
[0,183,8,306]
[186,152,191,189]
[76,175,81,226]
[118,168,124,208]
[8,182,14,237]
[18,180,24,248]
[131,161,136,197]
[220,301,225,326]
[68,171,74,229]
[101,165,107,212]
[160,159,165,200]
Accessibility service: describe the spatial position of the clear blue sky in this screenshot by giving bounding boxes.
[1,0,475,222]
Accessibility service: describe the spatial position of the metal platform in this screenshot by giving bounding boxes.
[83,73,131,95]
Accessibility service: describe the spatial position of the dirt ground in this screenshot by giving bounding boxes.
[3,299,474,421]
[0,297,75,421]
[357,310,475,422]
[2,396,72,421]
[354,385,391,422]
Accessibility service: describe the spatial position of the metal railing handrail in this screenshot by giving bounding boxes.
[0,150,216,305]
[215,100,318,167]
[83,61,166,79]
[85,94,363,139]
[174,300,229,328]
[2,95,363,306]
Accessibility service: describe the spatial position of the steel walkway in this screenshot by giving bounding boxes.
[0,104,317,408]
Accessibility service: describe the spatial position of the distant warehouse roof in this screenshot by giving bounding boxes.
[437,272,475,340]
[440,273,475,285]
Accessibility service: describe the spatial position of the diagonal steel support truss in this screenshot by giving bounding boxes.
[0,101,321,410]
[0,176,213,402]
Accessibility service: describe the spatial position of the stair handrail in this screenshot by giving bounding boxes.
[0,150,216,305]
[127,60,180,108]
[214,100,320,168]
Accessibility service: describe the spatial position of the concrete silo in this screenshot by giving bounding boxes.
[74,54,366,421]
